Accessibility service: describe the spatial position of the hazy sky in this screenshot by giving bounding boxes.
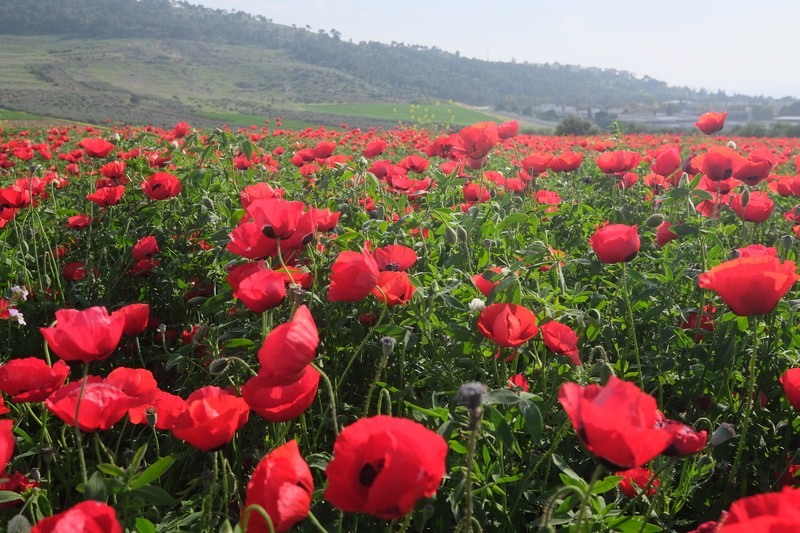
[191,0,800,99]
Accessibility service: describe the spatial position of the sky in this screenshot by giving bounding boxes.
[190,0,800,99]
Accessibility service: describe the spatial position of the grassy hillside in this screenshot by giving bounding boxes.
[0,34,508,129]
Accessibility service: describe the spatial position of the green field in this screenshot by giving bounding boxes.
[302,102,503,127]
[0,108,52,121]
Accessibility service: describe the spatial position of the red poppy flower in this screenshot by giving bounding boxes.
[127,388,184,430]
[371,271,416,306]
[698,256,799,316]
[456,121,499,160]
[40,306,125,363]
[0,471,40,507]
[549,151,584,172]
[112,303,150,336]
[655,221,678,248]
[371,245,417,272]
[477,303,539,348]
[86,185,125,207]
[99,160,127,182]
[507,373,530,392]
[45,377,137,431]
[736,244,777,258]
[616,467,659,498]
[712,486,800,531]
[730,191,774,223]
[141,172,181,200]
[472,267,506,296]
[257,305,318,380]
[327,248,380,302]
[540,320,581,365]
[589,224,640,263]
[462,182,491,204]
[62,261,90,282]
[694,146,741,182]
[169,386,250,451]
[247,198,308,241]
[0,185,31,209]
[694,111,727,135]
[242,365,319,422]
[781,368,800,410]
[595,150,642,175]
[362,139,387,158]
[324,415,447,520]
[78,138,115,158]
[227,262,287,313]
[242,440,313,533]
[0,421,13,473]
[657,415,708,457]
[650,145,682,177]
[104,367,157,408]
[497,120,519,139]
[398,155,430,174]
[132,236,158,260]
[0,357,69,403]
[227,221,279,260]
[65,214,91,229]
[680,305,717,342]
[307,206,340,232]
[733,154,772,186]
[30,500,122,533]
[558,376,674,468]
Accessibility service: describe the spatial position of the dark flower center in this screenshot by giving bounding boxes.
[358,458,385,487]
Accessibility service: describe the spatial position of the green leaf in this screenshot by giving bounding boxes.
[518,398,543,444]
[84,471,108,502]
[96,463,126,477]
[552,454,581,481]
[135,517,157,533]
[130,456,176,490]
[483,389,521,406]
[0,490,23,504]
[132,485,175,505]
[223,338,255,349]
[593,475,624,494]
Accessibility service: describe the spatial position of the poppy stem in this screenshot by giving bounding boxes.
[312,362,339,437]
[305,510,329,533]
[621,263,643,389]
[727,316,760,492]
[362,351,389,418]
[457,414,482,532]
[574,464,603,532]
[73,362,90,488]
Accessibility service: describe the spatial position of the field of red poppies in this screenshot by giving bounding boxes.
[2,113,800,531]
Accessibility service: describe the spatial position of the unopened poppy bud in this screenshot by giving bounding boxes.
[782,235,794,250]
[444,227,458,244]
[483,239,494,250]
[145,407,158,428]
[208,358,230,375]
[111,132,121,142]
[381,336,396,358]
[456,382,487,429]
[727,140,737,150]
[288,284,306,307]
[123,449,136,464]
[455,226,468,242]
[740,189,750,208]
[456,382,487,411]
[645,213,665,228]
[7,515,31,533]
[29,467,40,482]
[678,172,690,188]
[709,422,736,446]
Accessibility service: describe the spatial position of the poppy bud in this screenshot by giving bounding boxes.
[782,235,794,250]
[727,140,737,150]
[444,227,458,244]
[645,214,665,227]
[710,422,736,446]
[740,189,750,208]
[208,358,230,375]
[7,515,31,533]
[456,382,487,429]
[380,336,396,358]
[469,298,486,313]
[455,226,468,242]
